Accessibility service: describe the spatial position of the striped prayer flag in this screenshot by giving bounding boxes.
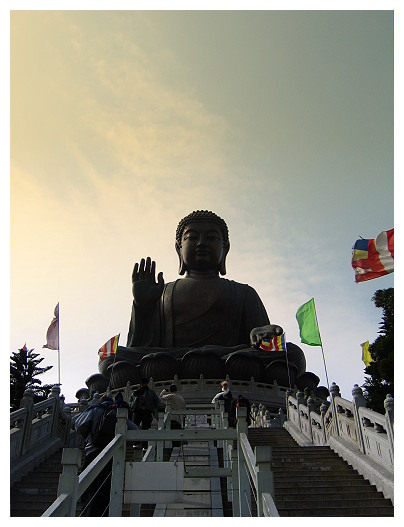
[98,334,120,361]
[352,229,394,283]
[260,333,286,352]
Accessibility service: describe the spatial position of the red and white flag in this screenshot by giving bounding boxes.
[43,303,59,350]
[352,229,394,283]
[98,334,120,361]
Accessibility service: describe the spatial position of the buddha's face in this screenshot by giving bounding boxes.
[179,222,225,273]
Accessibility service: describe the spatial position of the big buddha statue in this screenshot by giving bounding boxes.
[97,210,311,389]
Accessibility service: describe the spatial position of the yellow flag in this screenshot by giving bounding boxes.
[361,341,372,367]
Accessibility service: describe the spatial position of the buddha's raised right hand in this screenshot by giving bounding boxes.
[132,257,164,313]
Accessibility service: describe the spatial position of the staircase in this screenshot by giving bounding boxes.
[10,428,394,517]
[10,449,66,517]
[247,428,394,517]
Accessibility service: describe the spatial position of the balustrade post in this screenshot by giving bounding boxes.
[236,407,249,516]
[285,388,293,421]
[306,396,316,442]
[49,386,61,437]
[124,381,131,403]
[198,374,204,392]
[329,382,341,437]
[160,404,168,453]
[264,409,271,428]
[351,384,367,454]
[57,448,82,516]
[109,407,128,517]
[278,408,285,427]
[296,390,305,433]
[255,445,273,517]
[320,401,330,444]
[19,389,34,455]
[250,376,256,393]
[384,394,394,456]
[251,404,257,428]
[218,400,225,448]
[230,443,240,516]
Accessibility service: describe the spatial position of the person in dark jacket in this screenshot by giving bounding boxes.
[229,394,252,428]
[78,394,138,516]
[211,380,233,414]
[129,378,165,448]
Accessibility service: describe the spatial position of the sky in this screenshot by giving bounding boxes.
[7,2,398,405]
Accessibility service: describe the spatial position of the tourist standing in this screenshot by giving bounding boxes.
[130,377,165,447]
[212,380,233,414]
[160,384,186,445]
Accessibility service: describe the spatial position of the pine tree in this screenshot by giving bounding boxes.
[362,288,394,413]
[10,345,58,411]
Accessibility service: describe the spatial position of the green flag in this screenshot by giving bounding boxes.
[296,298,322,346]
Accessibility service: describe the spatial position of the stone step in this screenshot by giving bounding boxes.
[270,459,353,467]
[276,490,386,501]
[276,497,393,510]
[279,505,394,517]
[9,509,43,517]
[11,498,58,510]
[11,485,59,496]
[275,478,374,489]
[271,468,359,478]
[273,475,366,486]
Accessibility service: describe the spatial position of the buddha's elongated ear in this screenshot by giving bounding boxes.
[175,242,186,275]
[219,242,230,275]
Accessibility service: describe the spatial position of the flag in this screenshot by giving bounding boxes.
[43,303,59,350]
[260,333,287,352]
[361,341,373,367]
[98,334,120,361]
[21,343,28,352]
[352,228,394,283]
[296,298,322,346]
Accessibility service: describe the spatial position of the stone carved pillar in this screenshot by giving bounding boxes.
[306,395,316,442]
[329,382,340,437]
[320,401,330,444]
[352,384,367,454]
[296,390,305,433]
[286,388,293,421]
[19,388,34,456]
[384,394,394,457]
[57,448,82,516]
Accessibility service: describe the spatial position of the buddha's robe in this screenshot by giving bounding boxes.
[127,278,270,349]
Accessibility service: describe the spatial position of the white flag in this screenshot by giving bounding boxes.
[43,303,59,350]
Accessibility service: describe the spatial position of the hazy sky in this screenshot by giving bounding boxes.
[9,6,395,403]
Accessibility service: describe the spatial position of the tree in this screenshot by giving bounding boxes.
[362,288,394,413]
[10,345,58,411]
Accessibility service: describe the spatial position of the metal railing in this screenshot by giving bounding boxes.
[41,404,278,517]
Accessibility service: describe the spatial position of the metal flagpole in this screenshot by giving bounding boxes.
[312,299,330,390]
[57,303,61,385]
[284,336,292,390]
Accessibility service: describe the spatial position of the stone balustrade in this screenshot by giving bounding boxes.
[283,382,394,502]
[10,386,75,485]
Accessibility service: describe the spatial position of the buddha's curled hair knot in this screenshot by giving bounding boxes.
[176,210,230,247]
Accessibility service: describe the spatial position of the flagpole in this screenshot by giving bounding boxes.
[312,299,330,390]
[58,303,61,385]
[283,338,292,390]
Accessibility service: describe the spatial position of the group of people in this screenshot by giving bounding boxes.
[76,378,187,516]
[211,380,252,428]
[76,378,250,516]
[129,377,187,447]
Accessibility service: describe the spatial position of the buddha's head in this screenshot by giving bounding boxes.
[175,210,230,275]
